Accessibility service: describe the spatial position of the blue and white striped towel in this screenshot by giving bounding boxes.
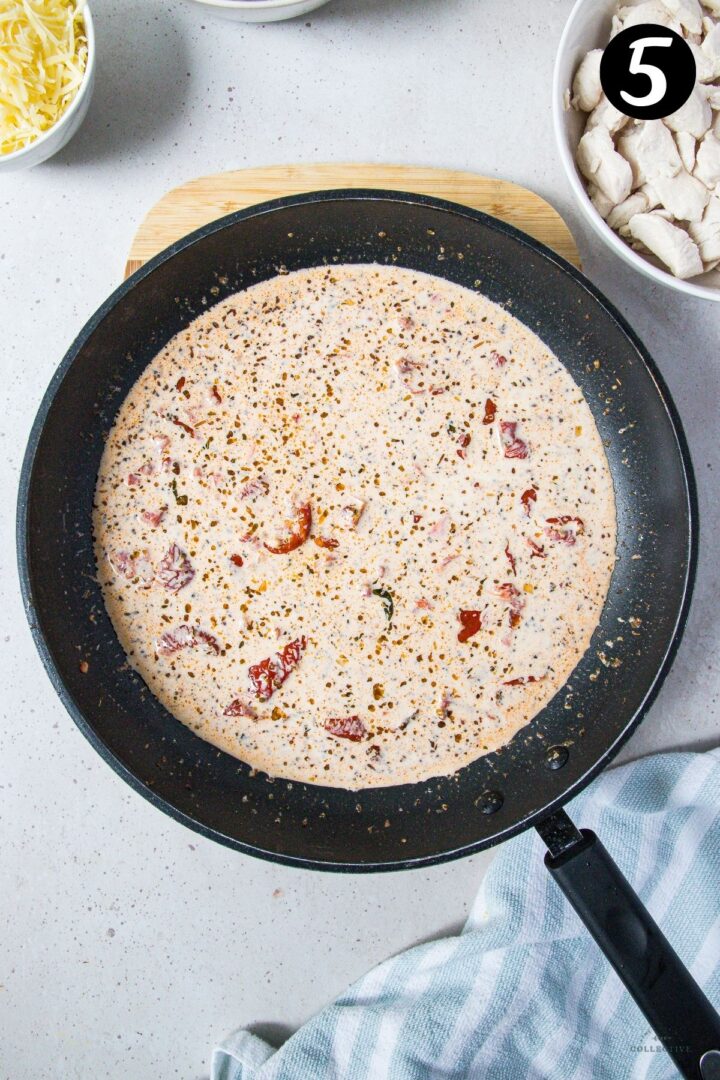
[212,749,720,1080]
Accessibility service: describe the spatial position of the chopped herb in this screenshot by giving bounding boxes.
[171,479,188,506]
[372,585,394,629]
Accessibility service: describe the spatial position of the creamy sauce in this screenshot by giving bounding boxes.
[93,264,616,790]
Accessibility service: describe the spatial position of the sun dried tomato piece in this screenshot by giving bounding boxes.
[141,506,167,527]
[280,637,306,670]
[153,433,171,455]
[395,357,427,395]
[135,553,155,588]
[436,550,460,573]
[520,487,537,516]
[314,536,339,550]
[428,515,451,541]
[157,624,220,657]
[483,398,497,425]
[500,421,529,460]
[397,357,421,374]
[324,715,367,741]
[496,582,525,628]
[457,609,482,643]
[210,385,222,404]
[264,502,312,554]
[545,516,585,544]
[491,350,508,367]
[504,543,517,576]
[155,544,195,592]
[185,626,218,653]
[456,433,471,459]
[108,551,136,579]
[248,636,307,702]
[248,657,276,702]
[238,477,269,500]
[170,415,195,437]
[503,674,544,686]
[527,538,546,559]
[230,554,244,567]
[127,460,154,486]
[223,698,256,719]
[108,550,153,587]
[339,498,365,529]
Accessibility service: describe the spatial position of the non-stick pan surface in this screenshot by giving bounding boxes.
[17,190,696,871]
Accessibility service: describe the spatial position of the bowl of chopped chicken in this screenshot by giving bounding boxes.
[0,0,94,172]
[186,0,331,22]
[554,0,720,301]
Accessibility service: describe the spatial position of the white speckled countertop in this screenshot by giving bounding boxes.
[1,1,718,1076]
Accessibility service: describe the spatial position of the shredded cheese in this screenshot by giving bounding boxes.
[0,0,87,156]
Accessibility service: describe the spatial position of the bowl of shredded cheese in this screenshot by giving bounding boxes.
[0,0,94,171]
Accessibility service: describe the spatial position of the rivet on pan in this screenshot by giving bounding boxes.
[545,745,570,770]
[476,790,504,815]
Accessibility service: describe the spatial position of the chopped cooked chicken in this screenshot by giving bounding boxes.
[627,212,704,277]
[652,169,709,221]
[618,120,682,185]
[578,126,633,203]
[618,1,681,29]
[607,191,651,230]
[700,20,720,74]
[687,39,720,81]
[586,94,631,135]
[675,130,697,172]
[703,84,720,109]
[695,131,720,187]
[572,49,603,112]
[688,195,720,263]
[641,181,662,209]
[588,183,615,219]
[665,87,713,139]
[660,0,703,34]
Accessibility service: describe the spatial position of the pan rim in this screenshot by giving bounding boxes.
[16,187,699,872]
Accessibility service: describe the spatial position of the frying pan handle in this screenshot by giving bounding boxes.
[537,809,720,1080]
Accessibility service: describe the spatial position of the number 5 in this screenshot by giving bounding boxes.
[620,35,673,108]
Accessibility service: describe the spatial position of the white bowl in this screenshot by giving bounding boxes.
[553,0,720,303]
[187,0,331,22]
[0,4,95,173]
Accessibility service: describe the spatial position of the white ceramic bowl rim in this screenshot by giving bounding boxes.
[553,0,720,303]
[0,3,95,165]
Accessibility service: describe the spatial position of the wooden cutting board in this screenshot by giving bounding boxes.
[124,163,579,279]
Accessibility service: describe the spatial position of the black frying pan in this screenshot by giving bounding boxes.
[17,190,720,1077]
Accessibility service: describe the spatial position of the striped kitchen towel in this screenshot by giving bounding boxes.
[212,749,720,1080]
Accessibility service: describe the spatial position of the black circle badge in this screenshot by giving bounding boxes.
[600,24,696,121]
